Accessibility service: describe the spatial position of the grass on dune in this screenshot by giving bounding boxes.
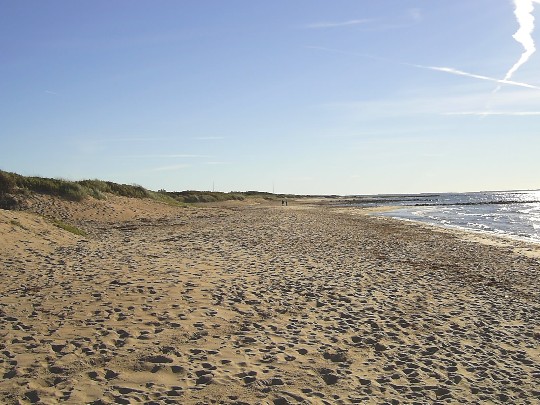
[51,219,88,237]
[0,169,293,207]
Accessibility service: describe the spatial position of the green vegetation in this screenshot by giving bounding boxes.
[10,219,24,228]
[51,219,87,237]
[0,170,167,204]
[1,171,86,201]
[0,169,297,207]
[164,190,245,203]
[78,179,151,199]
[0,171,16,194]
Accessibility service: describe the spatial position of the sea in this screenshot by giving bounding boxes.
[340,190,540,244]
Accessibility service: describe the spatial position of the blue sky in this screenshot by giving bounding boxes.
[1,1,539,195]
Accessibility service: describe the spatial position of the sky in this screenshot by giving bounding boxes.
[1,0,539,195]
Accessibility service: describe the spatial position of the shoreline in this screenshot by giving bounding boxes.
[330,203,540,259]
[1,196,539,404]
[370,207,540,259]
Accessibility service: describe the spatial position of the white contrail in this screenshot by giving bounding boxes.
[308,46,540,89]
[493,0,540,93]
[504,0,539,81]
[410,64,540,89]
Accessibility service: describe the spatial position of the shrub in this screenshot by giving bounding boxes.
[83,187,107,200]
[104,182,151,199]
[14,176,87,201]
[58,181,86,201]
[0,171,17,194]
[10,219,24,228]
[78,179,111,193]
[20,176,64,196]
[0,194,19,210]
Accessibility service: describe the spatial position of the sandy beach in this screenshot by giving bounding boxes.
[1,195,539,404]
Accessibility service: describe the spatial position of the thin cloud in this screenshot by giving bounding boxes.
[85,136,177,144]
[408,8,423,22]
[118,154,211,159]
[306,46,392,63]
[322,86,540,118]
[150,164,190,172]
[410,64,540,90]
[193,136,225,141]
[205,161,229,165]
[115,137,175,142]
[290,176,313,182]
[445,111,540,116]
[305,19,371,29]
[305,9,422,31]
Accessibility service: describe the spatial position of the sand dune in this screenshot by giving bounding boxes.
[1,195,539,404]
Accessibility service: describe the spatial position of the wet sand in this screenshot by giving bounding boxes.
[1,195,539,404]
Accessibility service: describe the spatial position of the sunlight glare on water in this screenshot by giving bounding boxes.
[367,190,540,243]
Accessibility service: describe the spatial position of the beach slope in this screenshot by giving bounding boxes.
[1,195,539,404]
